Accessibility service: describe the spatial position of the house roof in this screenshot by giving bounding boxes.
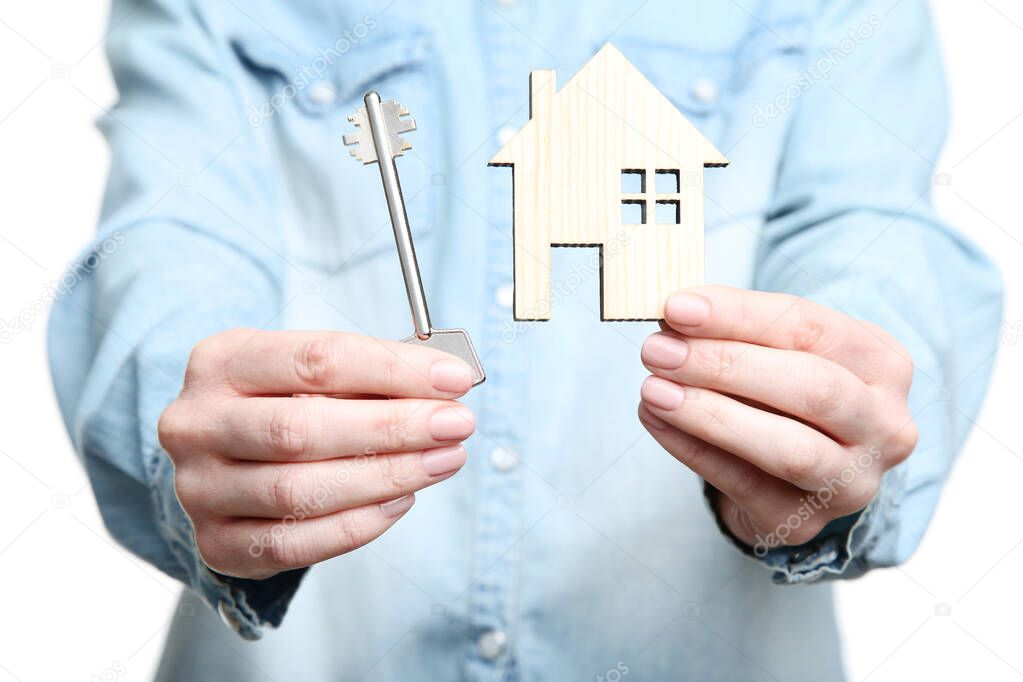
[488,43,729,167]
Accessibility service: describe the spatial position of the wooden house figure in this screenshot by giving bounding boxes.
[489,43,729,321]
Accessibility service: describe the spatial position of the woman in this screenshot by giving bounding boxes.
[49,0,1001,679]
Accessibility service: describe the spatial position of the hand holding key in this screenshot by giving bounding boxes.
[156,92,486,580]
[158,329,478,579]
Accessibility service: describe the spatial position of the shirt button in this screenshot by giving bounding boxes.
[495,282,514,309]
[490,447,518,472]
[690,77,719,105]
[477,629,508,660]
[308,82,336,104]
[218,600,242,631]
[497,125,516,146]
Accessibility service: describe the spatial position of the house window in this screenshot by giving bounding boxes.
[621,199,646,225]
[656,200,680,224]
[621,168,682,225]
[620,169,645,193]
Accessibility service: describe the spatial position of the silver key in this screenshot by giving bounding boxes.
[343,91,485,386]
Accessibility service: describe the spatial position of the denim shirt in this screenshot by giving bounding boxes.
[48,0,1001,680]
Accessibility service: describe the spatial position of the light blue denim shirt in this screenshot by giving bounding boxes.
[49,0,1001,680]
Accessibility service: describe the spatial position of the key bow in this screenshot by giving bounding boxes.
[342,96,416,164]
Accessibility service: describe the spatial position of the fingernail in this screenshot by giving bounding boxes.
[380,494,415,518]
[429,406,476,441]
[641,333,688,369]
[421,445,467,476]
[665,293,710,327]
[430,358,473,393]
[641,376,686,410]
[639,407,670,431]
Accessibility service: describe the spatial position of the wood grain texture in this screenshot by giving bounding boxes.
[489,43,728,321]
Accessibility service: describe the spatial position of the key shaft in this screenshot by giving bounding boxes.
[363,90,432,339]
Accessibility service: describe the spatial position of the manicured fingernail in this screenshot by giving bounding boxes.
[421,445,467,476]
[639,407,670,431]
[429,406,476,441]
[641,376,686,410]
[641,333,688,369]
[430,358,473,393]
[380,494,415,518]
[665,293,710,327]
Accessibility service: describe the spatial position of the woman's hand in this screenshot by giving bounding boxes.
[638,286,918,553]
[158,329,477,579]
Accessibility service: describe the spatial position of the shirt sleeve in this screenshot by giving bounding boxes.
[47,0,303,639]
[732,0,1003,582]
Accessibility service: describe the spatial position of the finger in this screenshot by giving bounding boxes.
[205,445,467,518]
[197,330,476,398]
[202,495,417,579]
[213,396,475,461]
[640,377,850,492]
[638,404,863,543]
[661,286,900,383]
[638,403,815,531]
[641,332,874,443]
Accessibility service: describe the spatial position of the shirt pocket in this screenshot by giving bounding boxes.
[231,32,442,271]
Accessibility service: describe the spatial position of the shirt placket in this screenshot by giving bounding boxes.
[466,1,535,680]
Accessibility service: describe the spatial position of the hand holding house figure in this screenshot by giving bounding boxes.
[489,43,729,321]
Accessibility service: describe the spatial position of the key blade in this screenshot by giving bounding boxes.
[402,329,485,386]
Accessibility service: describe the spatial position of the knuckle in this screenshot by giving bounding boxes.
[691,341,741,381]
[173,467,200,513]
[157,402,189,454]
[268,465,300,516]
[888,421,919,463]
[195,521,231,572]
[266,533,305,571]
[294,339,336,388]
[866,324,915,386]
[730,465,760,499]
[335,511,370,552]
[185,335,226,383]
[187,336,220,369]
[803,373,847,421]
[673,436,715,468]
[184,329,254,392]
[379,352,403,391]
[267,403,312,459]
[376,455,416,496]
[375,402,414,452]
[792,299,829,353]
[780,445,820,485]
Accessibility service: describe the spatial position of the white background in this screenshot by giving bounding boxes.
[1,2,1021,680]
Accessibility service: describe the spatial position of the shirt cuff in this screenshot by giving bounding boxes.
[703,467,906,583]
[149,444,306,639]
